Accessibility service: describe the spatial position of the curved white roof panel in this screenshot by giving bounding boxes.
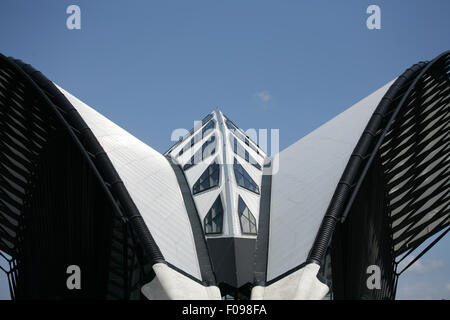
[267,79,397,281]
[55,84,202,280]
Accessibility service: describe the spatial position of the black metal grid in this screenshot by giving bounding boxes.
[0,54,146,299]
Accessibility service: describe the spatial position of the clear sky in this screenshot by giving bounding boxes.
[0,0,449,299]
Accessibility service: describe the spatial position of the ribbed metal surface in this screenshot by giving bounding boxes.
[268,78,395,281]
[383,54,450,256]
[326,51,449,299]
[56,84,203,279]
[0,54,145,299]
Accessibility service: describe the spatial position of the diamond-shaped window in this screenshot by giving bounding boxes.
[183,135,216,170]
[230,135,261,170]
[204,196,224,234]
[233,158,260,194]
[193,161,220,194]
[179,119,215,156]
[238,196,257,235]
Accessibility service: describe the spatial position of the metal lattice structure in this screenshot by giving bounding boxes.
[0,54,148,299]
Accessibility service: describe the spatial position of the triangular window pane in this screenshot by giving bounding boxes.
[238,196,257,235]
[233,158,260,194]
[230,135,261,170]
[183,135,216,170]
[193,161,220,194]
[204,196,224,234]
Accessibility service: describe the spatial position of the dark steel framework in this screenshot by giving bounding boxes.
[308,51,450,299]
[0,54,161,299]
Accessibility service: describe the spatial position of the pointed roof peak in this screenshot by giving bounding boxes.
[210,108,222,118]
[164,108,266,157]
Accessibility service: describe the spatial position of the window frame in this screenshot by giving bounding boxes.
[183,134,217,171]
[178,119,216,156]
[225,118,262,157]
[237,195,258,235]
[203,195,224,235]
[232,157,260,194]
[192,159,221,196]
[229,134,262,171]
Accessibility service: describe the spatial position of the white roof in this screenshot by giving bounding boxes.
[55,84,202,280]
[267,79,396,281]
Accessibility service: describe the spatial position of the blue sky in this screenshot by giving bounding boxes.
[0,0,449,299]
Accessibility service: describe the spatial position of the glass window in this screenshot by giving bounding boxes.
[201,113,213,125]
[193,161,220,194]
[233,158,260,194]
[230,135,261,170]
[201,119,215,136]
[238,196,257,235]
[225,119,260,156]
[183,135,216,170]
[165,114,215,155]
[226,119,245,141]
[179,119,215,156]
[204,196,224,234]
